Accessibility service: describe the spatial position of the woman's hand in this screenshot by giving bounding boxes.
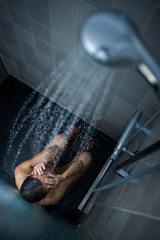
[67,126,80,140]
[45,173,65,189]
[31,163,45,176]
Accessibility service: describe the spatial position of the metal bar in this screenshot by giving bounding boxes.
[78,158,113,211]
[115,140,160,171]
[136,123,151,135]
[115,169,129,178]
[78,109,142,211]
[93,164,160,192]
[122,147,135,156]
[110,110,142,161]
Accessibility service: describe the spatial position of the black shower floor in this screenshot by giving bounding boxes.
[0,76,116,223]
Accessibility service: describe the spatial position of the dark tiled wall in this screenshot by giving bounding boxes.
[0,0,160,141]
[78,111,160,239]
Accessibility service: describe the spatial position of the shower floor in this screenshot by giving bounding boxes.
[0,76,116,223]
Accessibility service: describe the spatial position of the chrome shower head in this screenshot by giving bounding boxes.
[81,10,140,66]
[81,10,160,95]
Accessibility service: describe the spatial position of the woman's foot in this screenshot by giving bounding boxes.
[81,138,94,152]
[66,126,80,139]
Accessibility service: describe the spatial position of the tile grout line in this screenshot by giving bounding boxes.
[79,0,97,11]
[94,202,160,221]
[144,34,160,46]
[48,0,56,67]
[104,67,129,120]
[7,0,77,25]
[25,0,43,81]
[143,4,157,35]
[133,188,160,240]
[85,224,96,240]
[74,0,79,60]
[1,4,75,48]
[50,7,77,25]
[0,2,17,75]
[0,54,10,76]
[5,2,29,80]
[113,206,160,221]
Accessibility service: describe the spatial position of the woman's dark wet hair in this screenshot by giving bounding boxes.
[20,176,48,203]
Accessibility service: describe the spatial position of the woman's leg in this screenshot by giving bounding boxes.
[44,139,94,191]
[45,126,80,151]
[56,138,94,180]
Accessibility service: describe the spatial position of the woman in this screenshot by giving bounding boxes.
[14,126,94,206]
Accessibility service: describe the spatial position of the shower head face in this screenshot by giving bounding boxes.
[81,10,141,66]
[81,10,160,96]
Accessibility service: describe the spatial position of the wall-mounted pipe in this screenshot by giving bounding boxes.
[78,109,143,212]
[109,109,142,161]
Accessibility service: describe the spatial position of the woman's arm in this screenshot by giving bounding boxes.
[38,160,86,206]
[14,146,60,190]
[15,147,55,174]
[44,159,85,189]
[15,132,68,176]
[32,128,80,175]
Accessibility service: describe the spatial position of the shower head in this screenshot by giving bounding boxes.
[81,10,160,95]
[81,10,140,66]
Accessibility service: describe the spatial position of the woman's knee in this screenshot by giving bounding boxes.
[54,134,67,147]
[78,152,92,166]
